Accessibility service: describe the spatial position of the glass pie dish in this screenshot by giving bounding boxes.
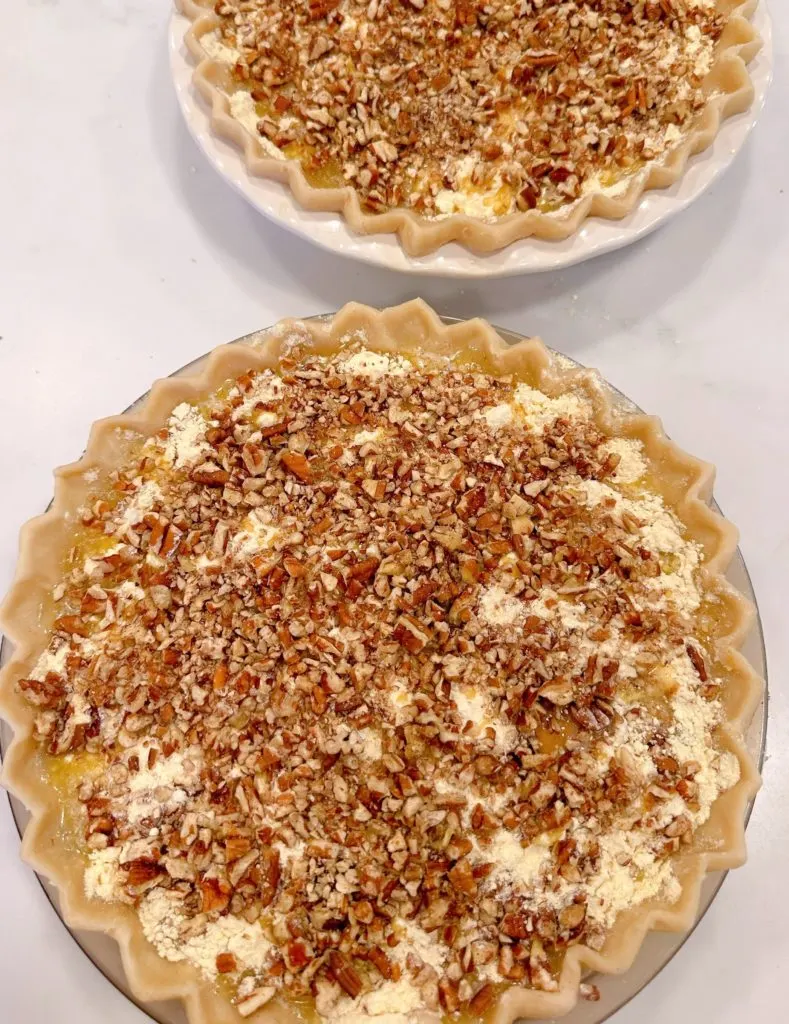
[0,314,767,1024]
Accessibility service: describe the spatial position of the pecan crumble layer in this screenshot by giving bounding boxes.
[203,0,725,217]
[21,338,739,1022]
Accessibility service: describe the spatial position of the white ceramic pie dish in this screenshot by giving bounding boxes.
[168,5,773,278]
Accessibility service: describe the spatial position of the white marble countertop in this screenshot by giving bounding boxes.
[0,1,787,1021]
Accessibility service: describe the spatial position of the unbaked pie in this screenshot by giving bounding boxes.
[178,0,761,254]
[0,302,761,1024]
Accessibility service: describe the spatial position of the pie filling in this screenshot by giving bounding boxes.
[197,0,725,218]
[21,333,739,1022]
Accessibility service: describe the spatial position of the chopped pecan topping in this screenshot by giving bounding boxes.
[22,340,730,1017]
[206,0,724,216]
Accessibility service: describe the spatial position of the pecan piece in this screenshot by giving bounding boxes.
[241,443,268,476]
[439,977,460,1012]
[457,485,486,518]
[529,938,558,992]
[469,983,496,1014]
[420,896,450,931]
[281,451,312,482]
[308,0,340,19]
[287,939,312,969]
[559,903,586,931]
[200,877,230,913]
[354,899,375,924]
[367,946,393,979]
[18,676,65,708]
[580,982,601,1002]
[348,557,380,581]
[125,859,164,886]
[192,462,229,486]
[53,615,88,637]
[393,614,432,653]
[216,952,237,974]
[522,49,561,68]
[284,555,307,578]
[686,643,708,681]
[228,847,261,888]
[448,858,477,896]
[501,912,529,939]
[224,835,252,863]
[328,950,363,997]
[259,847,281,906]
[237,988,276,1017]
[538,677,574,706]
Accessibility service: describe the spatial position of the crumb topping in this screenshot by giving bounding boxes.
[202,0,725,217]
[20,336,738,1021]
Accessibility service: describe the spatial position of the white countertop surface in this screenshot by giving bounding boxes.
[0,1,787,1022]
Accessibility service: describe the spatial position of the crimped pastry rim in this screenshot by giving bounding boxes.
[0,300,763,1024]
[176,0,762,258]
